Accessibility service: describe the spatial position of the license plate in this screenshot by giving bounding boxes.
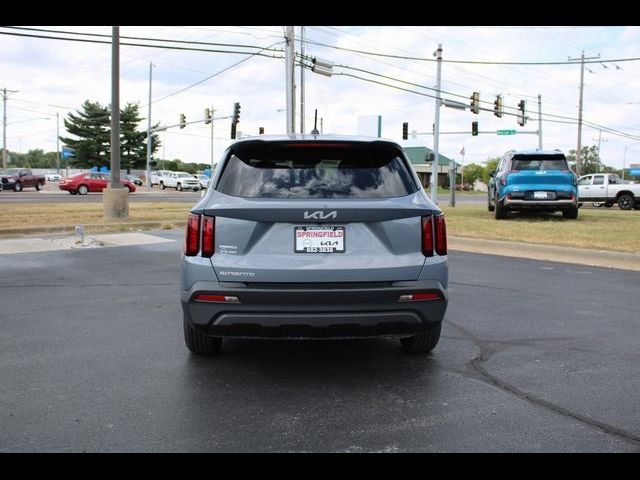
[295,226,345,253]
[533,191,548,199]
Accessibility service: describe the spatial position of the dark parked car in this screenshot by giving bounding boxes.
[58,172,136,195]
[125,174,143,186]
[181,135,449,355]
[1,168,46,191]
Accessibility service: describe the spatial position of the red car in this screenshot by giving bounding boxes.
[58,172,136,195]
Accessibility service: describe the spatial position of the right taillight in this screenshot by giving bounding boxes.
[422,214,447,257]
[434,214,447,256]
[184,213,201,256]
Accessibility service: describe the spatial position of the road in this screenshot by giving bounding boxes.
[1,230,639,452]
[0,183,202,204]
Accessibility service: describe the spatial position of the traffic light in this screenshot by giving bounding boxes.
[494,95,503,118]
[312,57,334,77]
[232,102,241,124]
[402,122,408,140]
[470,91,480,114]
[517,100,526,126]
[231,124,237,140]
[179,113,186,129]
[472,121,478,136]
[259,127,264,135]
[204,108,212,124]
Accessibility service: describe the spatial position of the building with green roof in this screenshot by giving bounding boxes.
[403,146,460,188]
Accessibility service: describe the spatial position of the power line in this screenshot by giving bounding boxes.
[0,30,285,58]
[300,36,640,66]
[1,26,285,53]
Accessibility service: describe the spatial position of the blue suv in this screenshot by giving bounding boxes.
[488,149,578,219]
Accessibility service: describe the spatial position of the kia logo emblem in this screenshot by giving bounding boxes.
[304,210,337,220]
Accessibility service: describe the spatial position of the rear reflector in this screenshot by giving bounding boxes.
[398,292,441,302]
[194,294,240,303]
[422,216,434,257]
[201,216,215,257]
[184,213,201,256]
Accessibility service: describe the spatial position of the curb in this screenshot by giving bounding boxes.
[449,236,640,272]
[0,221,186,238]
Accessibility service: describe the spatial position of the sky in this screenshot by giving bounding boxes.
[2,25,640,173]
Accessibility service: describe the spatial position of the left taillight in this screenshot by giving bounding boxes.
[201,215,215,257]
[184,213,215,257]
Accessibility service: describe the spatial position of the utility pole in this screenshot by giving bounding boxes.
[537,94,543,150]
[569,51,600,176]
[2,87,18,169]
[56,112,60,173]
[593,129,607,173]
[431,44,443,204]
[300,26,305,135]
[285,26,295,134]
[146,62,154,190]
[104,26,128,219]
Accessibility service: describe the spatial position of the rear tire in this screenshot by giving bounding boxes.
[494,196,508,219]
[400,322,442,353]
[78,185,89,195]
[35,182,44,191]
[160,182,165,190]
[14,181,22,192]
[618,194,635,210]
[562,207,579,219]
[177,183,182,191]
[183,317,222,355]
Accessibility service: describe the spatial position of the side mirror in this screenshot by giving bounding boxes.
[488,170,495,178]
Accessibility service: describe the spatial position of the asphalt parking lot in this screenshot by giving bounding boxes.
[1,230,639,452]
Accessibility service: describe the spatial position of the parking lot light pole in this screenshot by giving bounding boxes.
[431,44,443,205]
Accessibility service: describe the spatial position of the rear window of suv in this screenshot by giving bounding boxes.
[216,141,418,199]
[510,154,569,171]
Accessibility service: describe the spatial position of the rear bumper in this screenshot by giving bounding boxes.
[503,198,577,209]
[181,279,447,339]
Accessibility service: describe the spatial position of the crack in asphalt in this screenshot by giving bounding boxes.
[445,318,640,449]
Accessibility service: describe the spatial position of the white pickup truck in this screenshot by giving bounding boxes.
[160,171,201,191]
[577,173,640,210]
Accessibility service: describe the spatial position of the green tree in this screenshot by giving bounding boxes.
[59,100,111,169]
[60,100,161,171]
[483,157,500,183]
[120,102,161,172]
[461,163,485,188]
[567,145,601,174]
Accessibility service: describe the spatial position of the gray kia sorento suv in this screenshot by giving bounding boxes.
[180,135,448,354]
